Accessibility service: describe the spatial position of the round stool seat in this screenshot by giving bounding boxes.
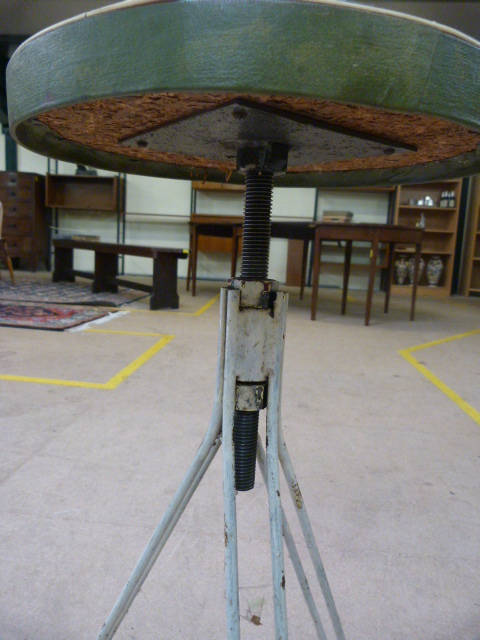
[7,0,480,187]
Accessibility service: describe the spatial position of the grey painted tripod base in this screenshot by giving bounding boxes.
[95,285,345,640]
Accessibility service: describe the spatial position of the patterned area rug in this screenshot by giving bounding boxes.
[0,302,112,330]
[0,280,147,307]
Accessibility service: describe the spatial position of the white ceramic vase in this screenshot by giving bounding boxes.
[407,256,425,285]
[426,255,444,287]
[394,255,409,285]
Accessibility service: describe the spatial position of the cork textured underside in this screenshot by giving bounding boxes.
[38,92,480,176]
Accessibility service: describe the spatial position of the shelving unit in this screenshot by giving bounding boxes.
[46,173,126,241]
[461,175,480,296]
[391,179,462,297]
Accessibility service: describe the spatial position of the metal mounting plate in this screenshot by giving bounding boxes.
[121,100,415,166]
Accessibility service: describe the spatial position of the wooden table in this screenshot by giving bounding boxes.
[311,223,423,325]
[186,218,423,325]
[53,238,188,310]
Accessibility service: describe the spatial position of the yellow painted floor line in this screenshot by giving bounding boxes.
[193,292,221,315]
[399,328,480,425]
[126,292,220,316]
[103,335,174,388]
[85,329,165,337]
[0,332,174,389]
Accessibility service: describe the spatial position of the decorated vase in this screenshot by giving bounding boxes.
[407,255,425,285]
[426,255,444,287]
[394,254,409,285]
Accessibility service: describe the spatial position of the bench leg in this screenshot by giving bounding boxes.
[53,246,75,282]
[94,253,118,293]
[151,255,180,309]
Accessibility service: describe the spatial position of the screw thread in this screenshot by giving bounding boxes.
[233,410,259,491]
[241,169,273,280]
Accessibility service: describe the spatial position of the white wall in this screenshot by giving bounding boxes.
[17,146,49,175]
[7,132,391,287]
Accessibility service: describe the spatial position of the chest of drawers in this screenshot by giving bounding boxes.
[0,172,47,270]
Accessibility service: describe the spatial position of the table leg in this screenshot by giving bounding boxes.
[341,240,352,316]
[311,231,322,321]
[410,244,420,321]
[192,228,199,297]
[94,252,118,293]
[231,226,241,278]
[151,254,180,309]
[1,241,15,285]
[384,243,394,314]
[365,237,379,326]
[300,238,309,301]
[53,246,75,282]
[186,228,193,292]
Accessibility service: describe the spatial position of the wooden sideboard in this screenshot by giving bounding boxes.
[0,172,47,270]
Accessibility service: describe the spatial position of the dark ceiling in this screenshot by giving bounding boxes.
[0,1,479,41]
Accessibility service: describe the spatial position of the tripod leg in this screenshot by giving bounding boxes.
[266,378,289,639]
[96,432,222,640]
[222,405,240,639]
[95,290,228,640]
[257,440,328,640]
[279,427,346,640]
[222,305,241,639]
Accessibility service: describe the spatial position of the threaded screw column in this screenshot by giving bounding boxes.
[233,410,260,491]
[232,169,274,491]
[240,169,273,280]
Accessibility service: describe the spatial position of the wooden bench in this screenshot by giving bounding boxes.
[53,239,188,310]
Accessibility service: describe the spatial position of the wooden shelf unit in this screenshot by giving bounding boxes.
[391,179,462,297]
[461,175,480,296]
[45,173,126,271]
[46,174,125,212]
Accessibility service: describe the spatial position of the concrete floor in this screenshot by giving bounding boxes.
[1,275,480,640]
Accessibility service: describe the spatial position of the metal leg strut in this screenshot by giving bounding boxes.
[95,290,228,640]
[279,427,347,640]
[257,440,329,640]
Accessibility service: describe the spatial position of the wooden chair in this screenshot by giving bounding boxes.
[0,201,15,284]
